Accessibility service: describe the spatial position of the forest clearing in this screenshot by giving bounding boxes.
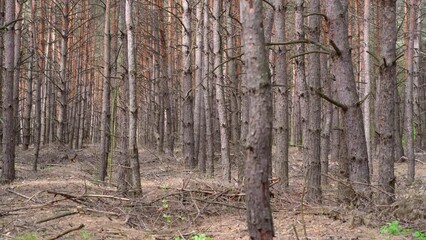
[1,145,425,240]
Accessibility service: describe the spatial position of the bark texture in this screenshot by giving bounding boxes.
[241,0,274,238]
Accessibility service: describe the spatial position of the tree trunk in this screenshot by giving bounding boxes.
[405,0,417,183]
[13,1,21,147]
[204,0,214,177]
[362,0,373,175]
[294,0,306,149]
[182,0,195,169]
[304,0,322,203]
[325,0,371,197]
[273,0,289,189]
[213,0,231,182]
[126,0,141,194]
[241,0,274,238]
[1,0,15,182]
[57,0,69,144]
[100,0,111,182]
[376,0,396,204]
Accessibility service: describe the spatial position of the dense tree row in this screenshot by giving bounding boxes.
[1,0,425,238]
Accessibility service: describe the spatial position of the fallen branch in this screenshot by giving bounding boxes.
[7,188,39,203]
[36,210,79,224]
[46,224,84,240]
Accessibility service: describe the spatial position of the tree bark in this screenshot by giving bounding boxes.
[1,0,15,182]
[213,0,231,182]
[100,0,112,182]
[241,0,274,238]
[304,0,322,203]
[273,0,289,189]
[405,0,418,183]
[376,0,396,204]
[57,0,70,144]
[325,0,371,197]
[182,0,195,169]
[126,0,141,194]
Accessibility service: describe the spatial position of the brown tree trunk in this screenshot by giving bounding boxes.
[213,0,231,182]
[1,0,15,182]
[304,0,322,203]
[405,0,418,183]
[241,0,274,238]
[325,0,371,197]
[273,0,289,189]
[100,0,111,182]
[294,0,306,149]
[376,0,396,204]
[182,0,195,168]
[57,0,69,144]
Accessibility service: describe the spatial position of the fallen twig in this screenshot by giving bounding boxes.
[46,223,84,240]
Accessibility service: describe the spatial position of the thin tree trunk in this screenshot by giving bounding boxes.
[182,0,195,168]
[126,0,141,194]
[376,0,396,204]
[13,1,22,147]
[213,0,231,182]
[100,0,111,182]
[57,0,69,144]
[405,0,418,183]
[305,0,322,203]
[273,0,289,189]
[242,0,274,238]
[204,0,213,177]
[294,0,306,149]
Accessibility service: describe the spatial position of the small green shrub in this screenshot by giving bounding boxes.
[413,231,426,240]
[380,221,425,240]
[380,220,409,235]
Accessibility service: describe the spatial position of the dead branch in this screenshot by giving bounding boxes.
[36,210,79,224]
[7,188,39,203]
[46,224,84,240]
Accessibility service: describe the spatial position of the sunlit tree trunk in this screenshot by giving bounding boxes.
[99,0,111,182]
[126,0,141,194]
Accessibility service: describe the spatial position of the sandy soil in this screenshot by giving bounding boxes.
[0,144,425,240]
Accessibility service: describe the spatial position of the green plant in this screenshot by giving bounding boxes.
[380,221,426,240]
[191,233,212,240]
[162,199,169,209]
[380,221,411,235]
[80,230,92,240]
[174,233,213,240]
[15,233,39,240]
[413,231,426,240]
[162,213,172,223]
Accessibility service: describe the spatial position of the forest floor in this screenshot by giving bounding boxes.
[0,144,425,240]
